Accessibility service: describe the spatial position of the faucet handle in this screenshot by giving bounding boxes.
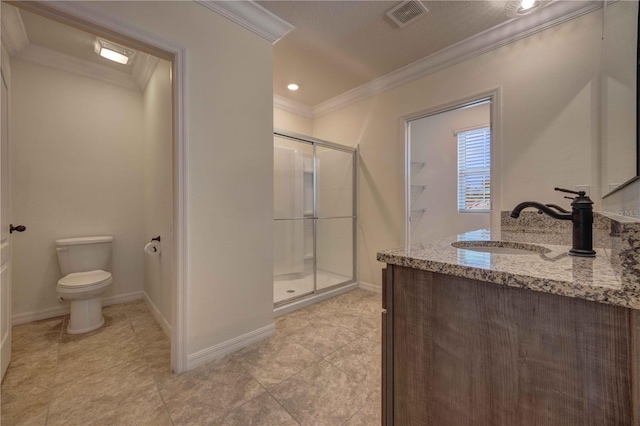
[555,187,586,197]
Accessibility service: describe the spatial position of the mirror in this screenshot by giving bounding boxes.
[601,0,639,195]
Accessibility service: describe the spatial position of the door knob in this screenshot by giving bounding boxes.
[9,224,26,234]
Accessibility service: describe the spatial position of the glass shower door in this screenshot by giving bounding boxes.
[273,131,357,307]
[273,136,315,304]
[315,145,356,290]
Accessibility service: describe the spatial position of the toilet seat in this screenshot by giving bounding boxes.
[57,270,112,291]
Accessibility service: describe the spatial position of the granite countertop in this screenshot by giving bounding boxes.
[377,222,640,310]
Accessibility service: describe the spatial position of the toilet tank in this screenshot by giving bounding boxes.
[55,236,113,276]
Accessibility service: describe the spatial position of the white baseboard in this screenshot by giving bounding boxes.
[11,291,144,325]
[103,291,145,306]
[143,292,171,338]
[186,323,275,371]
[359,281,382,294]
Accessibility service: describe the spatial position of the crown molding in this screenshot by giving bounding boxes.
[16,44,139,90]
[195,0,293,44]
[273,94,313,119]
[1,3,29,56]
[1,3,159,92]
[133,52,160,91]
[312,0,601,118]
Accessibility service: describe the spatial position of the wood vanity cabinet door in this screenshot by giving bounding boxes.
[381,267,393,426]
[388,266,635,426]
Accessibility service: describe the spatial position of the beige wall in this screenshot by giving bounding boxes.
[312,10,602,287]
[409,103,491,244]
[80,1,275,357]
[274,108,312,135]
[11,58,146,315]
[601,0,638,193]
[143,59,172,326]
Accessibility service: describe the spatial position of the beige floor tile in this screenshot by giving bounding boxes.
[124,301,162,333]
[344,391,382,426]
[55,325,144,386]
[0,407,48,426]
[362,325,382,344]
[88,391,173,426]
[1,385,50,426]
[304,292,366,317]
[158,358,264,424]
[12,316,63,339]
[232,334,321,387]
[286,318,358,357]
[322,309,379,335]
[213,392,298,426]
[325,337,381,392]
[349,292,382,316]
[270,360,369,426]
[47,357,163,426]
[274,309,319,336]
[2,289,381,426]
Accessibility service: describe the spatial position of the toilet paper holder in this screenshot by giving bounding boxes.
[151,236,161,242]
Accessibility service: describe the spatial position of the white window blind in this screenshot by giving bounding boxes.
[457,127,491,212]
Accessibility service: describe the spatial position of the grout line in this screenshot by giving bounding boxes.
[124,301,176,426]
[44,314,66,425]
[234,359,302,426]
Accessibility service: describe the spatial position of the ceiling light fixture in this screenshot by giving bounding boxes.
[287,83,299,91]
[94,38,136,65]
[505,0,549,18]
[520,0,536,10]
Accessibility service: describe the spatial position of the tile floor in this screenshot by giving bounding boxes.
[1,288,382,425]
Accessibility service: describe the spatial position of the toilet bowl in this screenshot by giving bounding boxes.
[55,236,113,334]
[57,270,113,334]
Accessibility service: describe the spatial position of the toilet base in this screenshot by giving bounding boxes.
[67,297,105,334]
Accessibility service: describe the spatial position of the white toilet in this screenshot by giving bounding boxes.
[55,236,114,334]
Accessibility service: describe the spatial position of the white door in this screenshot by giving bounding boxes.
[1,70,11,380]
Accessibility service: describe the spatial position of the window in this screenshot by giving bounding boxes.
[457,126,490,212]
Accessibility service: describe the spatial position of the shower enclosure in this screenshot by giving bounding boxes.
[273,130,357,306]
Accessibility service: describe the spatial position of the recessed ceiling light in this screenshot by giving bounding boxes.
[94,38,135,65]
[520,0,536,10]
[287,83,299,91]
[505,0,548,18]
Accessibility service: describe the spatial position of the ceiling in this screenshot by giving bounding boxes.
[259,1,517,107]
[1,4,160,92]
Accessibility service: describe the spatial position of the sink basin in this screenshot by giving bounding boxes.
[451,241,551,255]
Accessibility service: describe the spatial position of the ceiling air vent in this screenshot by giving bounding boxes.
[386,0,428,28]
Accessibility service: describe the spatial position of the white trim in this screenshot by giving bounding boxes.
[402,88,502,247]
[186,324,275,370]
[195,1,293,44]
[453,123,491,137]
[273,94,313,119]
[11,291,144,325]
[358,281,381,294]
[133,52,160,92]
[143,292,171,338]
[32,0,188,374]
[273,282,359,317]
[16,44,139,91]
[312,0,600,118]
[0,5,29,57]
[172,49,188,375]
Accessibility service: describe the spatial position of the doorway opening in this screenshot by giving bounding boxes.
[404,92,500,248]
[1,1,186,376]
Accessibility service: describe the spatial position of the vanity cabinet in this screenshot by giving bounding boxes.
[381,265,640,426]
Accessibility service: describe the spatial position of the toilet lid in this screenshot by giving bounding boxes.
[58,270,112,288]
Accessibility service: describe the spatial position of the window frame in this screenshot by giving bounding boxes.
[456,126,491,213]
